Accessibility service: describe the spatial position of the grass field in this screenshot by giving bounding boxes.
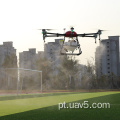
[0,91,120,120]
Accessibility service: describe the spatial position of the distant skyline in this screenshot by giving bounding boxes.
[0,0,120,64]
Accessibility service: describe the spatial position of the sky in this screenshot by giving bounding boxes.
[0,0,120,65]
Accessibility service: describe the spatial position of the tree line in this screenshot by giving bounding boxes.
[0,54,120,90]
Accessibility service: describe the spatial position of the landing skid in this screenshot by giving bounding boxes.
[60,51,82,56]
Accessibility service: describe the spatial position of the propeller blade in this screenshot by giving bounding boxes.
[97,29,107,34]
[37,29,55,31]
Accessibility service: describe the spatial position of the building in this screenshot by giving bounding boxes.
[44,39,61,62]
[0,41,17,67]
[19,48,44,69]
[19,48,44,89]
[95,36,120,78]
[19,48,37,69]
[0,41,17,89]
[44,39,65,74]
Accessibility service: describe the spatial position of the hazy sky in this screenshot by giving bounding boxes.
[0,0,120,64]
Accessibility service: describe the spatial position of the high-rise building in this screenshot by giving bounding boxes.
[44,39,61,61]
[0,41,17,68]
[19,48,44,89]
[19,48,44,69]
[0,41,17,89]
[95,36,120,78]
[44,39,65,74]
[19,48,36,69]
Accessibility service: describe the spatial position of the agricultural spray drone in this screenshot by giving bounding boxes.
[40,27,103,55]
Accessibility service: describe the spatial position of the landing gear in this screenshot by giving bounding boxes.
[59,37,82,55]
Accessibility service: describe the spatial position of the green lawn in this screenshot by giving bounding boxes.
[0,91,120,120]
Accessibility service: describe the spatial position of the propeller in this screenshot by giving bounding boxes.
[97,29,106,40]
[38,29,55,34]
[38,28,57,42]
[97,29,104,34]
[37,29,48,42]
[37,29,55,31]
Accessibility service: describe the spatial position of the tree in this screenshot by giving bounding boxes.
[84,58,97,89]
[2,54,17,68]
[1,54,17,89]
[35,57,52,90]
[59,56,79,89]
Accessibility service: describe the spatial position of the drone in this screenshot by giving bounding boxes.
[40,27,103,55]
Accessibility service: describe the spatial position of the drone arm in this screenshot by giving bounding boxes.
[46,32,58,34]
[45,34,65,37]
[45,35,58,37]
[77,34,97,43]
[84,35,98,43]
[77,33,97,37]
[46,33,65,37]
[77,30,102,37]
[80,35,95,37]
